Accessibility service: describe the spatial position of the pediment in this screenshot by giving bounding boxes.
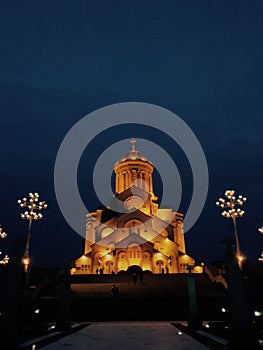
[115,232,154,250]
[91,228,128,249]
[116,208,152,226]
[115,185,151,202]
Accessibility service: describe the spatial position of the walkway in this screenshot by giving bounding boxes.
[40,322,210,350]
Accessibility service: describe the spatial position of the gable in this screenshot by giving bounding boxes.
[115,185,151,202]
[91,227,129,248]
[115,232,154,249]
[116,208,152,227]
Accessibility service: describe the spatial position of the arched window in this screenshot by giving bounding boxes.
[124,219,144,228]
[101,227,114,239]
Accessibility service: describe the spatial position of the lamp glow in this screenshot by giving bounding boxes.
[0,225,9,265]
[216,189,247,268]
[18,192,47,273]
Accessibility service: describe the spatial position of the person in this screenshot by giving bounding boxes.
[96,267,99,274]
[111,285,119,303]
[161,267,165,274]
[132,273,137,284]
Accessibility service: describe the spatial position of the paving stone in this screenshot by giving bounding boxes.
[41,322,210,350]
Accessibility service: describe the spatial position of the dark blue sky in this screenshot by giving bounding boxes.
[1,1,263,267]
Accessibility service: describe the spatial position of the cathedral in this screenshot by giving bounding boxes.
[72,140,197,275]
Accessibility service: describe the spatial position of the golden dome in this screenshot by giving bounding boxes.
[115,139,152,165]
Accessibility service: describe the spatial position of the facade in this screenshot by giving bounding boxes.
[72,140,196,275]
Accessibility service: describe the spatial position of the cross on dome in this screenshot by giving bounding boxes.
[130,138,137,151]
[114,139,153,165]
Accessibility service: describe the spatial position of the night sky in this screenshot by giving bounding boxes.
[1,1,263,268]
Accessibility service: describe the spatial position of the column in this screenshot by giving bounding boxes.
[149,173,153,193]
[139,172,142,189]
[128,171,132,188]
[116,174,119,193]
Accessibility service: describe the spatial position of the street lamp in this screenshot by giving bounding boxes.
[0,226,7,239]
[258,227,263,262]
[18,192,47,272]
[216,189,247,267]
[0,225,9,265]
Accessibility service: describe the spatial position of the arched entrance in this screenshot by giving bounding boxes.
[105,261,113,274]
[127,265,142,274]
[156,260,164,273]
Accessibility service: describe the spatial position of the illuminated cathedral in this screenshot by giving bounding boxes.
[72,140,196,275]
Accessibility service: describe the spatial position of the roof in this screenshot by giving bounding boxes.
[114,139,153,165]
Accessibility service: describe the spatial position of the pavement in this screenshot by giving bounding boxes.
[39,322,211,350]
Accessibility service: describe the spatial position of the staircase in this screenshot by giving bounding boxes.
[68,273,226,321]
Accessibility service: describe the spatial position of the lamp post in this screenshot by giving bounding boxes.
[0,225,9,265]
[258,227,263,262]
[17,192,47,273]
[216,189,246,267]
